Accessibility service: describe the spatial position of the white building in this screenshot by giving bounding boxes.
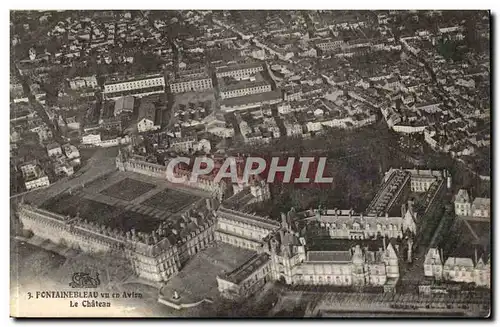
[314,38,344,53]
[220,90,282,112]
[55,161,74,177]
[170,66,213,94]
[424,248,443,278]
[219,80,271,100]
[25,175,50,191]
[81,133,102,145]
[471,198,490,219]
[19,161,38,177]
[137,103,160,133]
[104,74,165,100]
[68,76,99,90]
[169,77,213,94]
[114,96,135,116]
[215,62,264,79]
[424,248,490,289]
[62,144,80,160]
[46,143,62,157]
[23,165,50,191]
[454,189,490,220]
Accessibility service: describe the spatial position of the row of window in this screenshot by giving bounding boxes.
[298,275,351,284]
[219,223,261,239]
[220,85,271,99]
[219,233,259,250]
[217,67,263,78]
[172,79,212,86]
[219,219,271,235]
[317,43,343,51]
[105,79,164,92]
[104,86,165,99]
[327,223,401,230]
[170,80,213,93]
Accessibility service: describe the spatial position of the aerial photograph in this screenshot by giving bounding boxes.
[9,10,491,318]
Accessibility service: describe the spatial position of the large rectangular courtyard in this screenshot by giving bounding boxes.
[100,178,156,201]
[141,188,200,213]
[42,195,163,233]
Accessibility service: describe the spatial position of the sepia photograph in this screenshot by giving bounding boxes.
[8,8,491,318]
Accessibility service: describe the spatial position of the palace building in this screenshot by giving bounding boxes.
[18,202,216,283]
[17,159,454,300]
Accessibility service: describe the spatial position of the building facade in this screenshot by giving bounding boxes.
[219,80,272,100]
[18,201,216,284]
[454,189,490,220]
[424,247,490,288]
[104,75,165,100]
[169,77,213,94]
[215,62,264,79]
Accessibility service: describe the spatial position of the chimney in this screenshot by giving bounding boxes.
[474,247,478,264]
[401,203,407,217]
[383,235,386,250]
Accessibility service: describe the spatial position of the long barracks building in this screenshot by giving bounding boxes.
[103,74,165,100]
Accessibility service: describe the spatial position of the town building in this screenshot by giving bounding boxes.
[169,66,213,94]
[215,62,264,79]
[62,144,80,160]
[219,75,272,100]
[314,38,345,53]
[54,160,74,177]
[103,74,165,100]
[454,189,490,221]
[22,165,50,191]
[220,90,282,112]
[114,96,135,116]
[81,132,102,145]
[137,102,161,133]
[424,247,490,288]
[68,76,99,90]
[46,142,62,157]
[169,76,213,94]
